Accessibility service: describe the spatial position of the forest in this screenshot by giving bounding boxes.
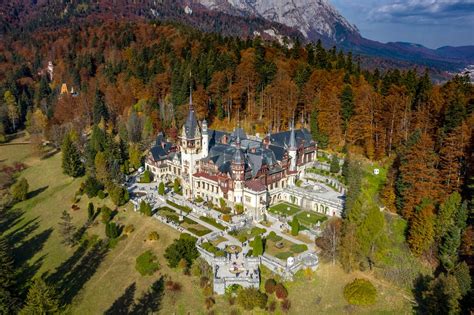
[0,19,473,313]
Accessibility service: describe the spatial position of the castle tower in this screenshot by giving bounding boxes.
[202,119,209,159]
[231,135,245,205]
[179,86,202,198]
[288,120,297,172]
[288,119,298,186]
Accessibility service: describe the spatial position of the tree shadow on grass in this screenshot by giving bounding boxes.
[104,283,137,315]
[27,186,49,199]
[55,241,109,305]
[12,228,52,267]
[104,277,165,315]
[45,242,89,285]
[0,208,25,234]
[130,277,165,315]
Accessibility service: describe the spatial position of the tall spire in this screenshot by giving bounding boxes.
[189,81,193,110]
[289,117,296,150]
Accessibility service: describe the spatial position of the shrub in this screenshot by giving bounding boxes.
[236,288,268,310]
[173,178,181,194]
[265,279,277,294]
[97,190,106,199]
[275,283,288,300]
[290,244,308,253]
[135,250,160,276]
[105,222,120,239]
[148,231,159,241]
[194,196,203,203]
[109,184,129,206]
[290,216,300,236]
[234,203,244,214]
[140,170,153,183]
[222,214,231,222]
[164,234,199,268]
[205,297,215,309]
[124,224,135,235]
[343,279,377,306]
[281,299,291,312]
[83,176,103,198]
[101,206,113,223]
[11,178,28,202]
[267,231,282,242]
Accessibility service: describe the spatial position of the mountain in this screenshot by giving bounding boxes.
[197,0,360,43]
[0,0,473,72]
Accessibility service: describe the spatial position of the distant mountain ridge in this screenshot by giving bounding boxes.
[0,0,473,72]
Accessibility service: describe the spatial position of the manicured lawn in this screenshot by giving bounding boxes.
[268,202,301,216]
[199,216,225,230]
[296,211,328,227]
[265,238,306,260]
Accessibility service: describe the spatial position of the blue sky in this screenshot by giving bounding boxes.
[332,0,474,48]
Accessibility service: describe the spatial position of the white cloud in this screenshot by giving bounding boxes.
[369,0,474,24]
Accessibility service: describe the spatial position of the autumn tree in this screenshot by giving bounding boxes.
[407,200,435,256]
[396,132,440,219]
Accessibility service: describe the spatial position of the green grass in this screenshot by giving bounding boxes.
[268,202,301,216]
[166,199,192,213]
[295,211,328,227]
[135,250,160,276]
[199,216,225,230]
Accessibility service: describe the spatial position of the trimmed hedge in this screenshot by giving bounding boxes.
[343,279,377,306]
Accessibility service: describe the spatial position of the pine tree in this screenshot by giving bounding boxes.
[407,201,435,256]
[330,155,340,174]
[61,135,84,178]
[158,182,165,196]
[20,278,60,315]
[87,202,95,220]
[93,88,108,124]
[291,216,300,236]
[397,132,440,219]
[340,85,354,133]
[0,237,16,313]
[58,210,76,246]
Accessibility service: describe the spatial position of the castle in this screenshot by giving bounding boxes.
[145,91,317,221]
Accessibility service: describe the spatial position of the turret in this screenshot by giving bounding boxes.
[202,119,209,158]
[180,85,201,153]
[232,136,245,181]
[288,119,297,172]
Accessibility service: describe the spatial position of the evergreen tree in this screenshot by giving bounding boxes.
[158,182,165,196]
[0,237,16,313]
[252,235,264,257]
[173,178,180,194]
[291,216,300,236]
[58,210,76,246]
[420,273,462,315]
[11,178,29,202]
[93,88,108,124]
[105,222,120,239]
[61,134,84,178]
[20,278,60,315]
[87,202,95,220]
[330,155,340,174]
[408,201,435,256]
[340,85,354,133]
